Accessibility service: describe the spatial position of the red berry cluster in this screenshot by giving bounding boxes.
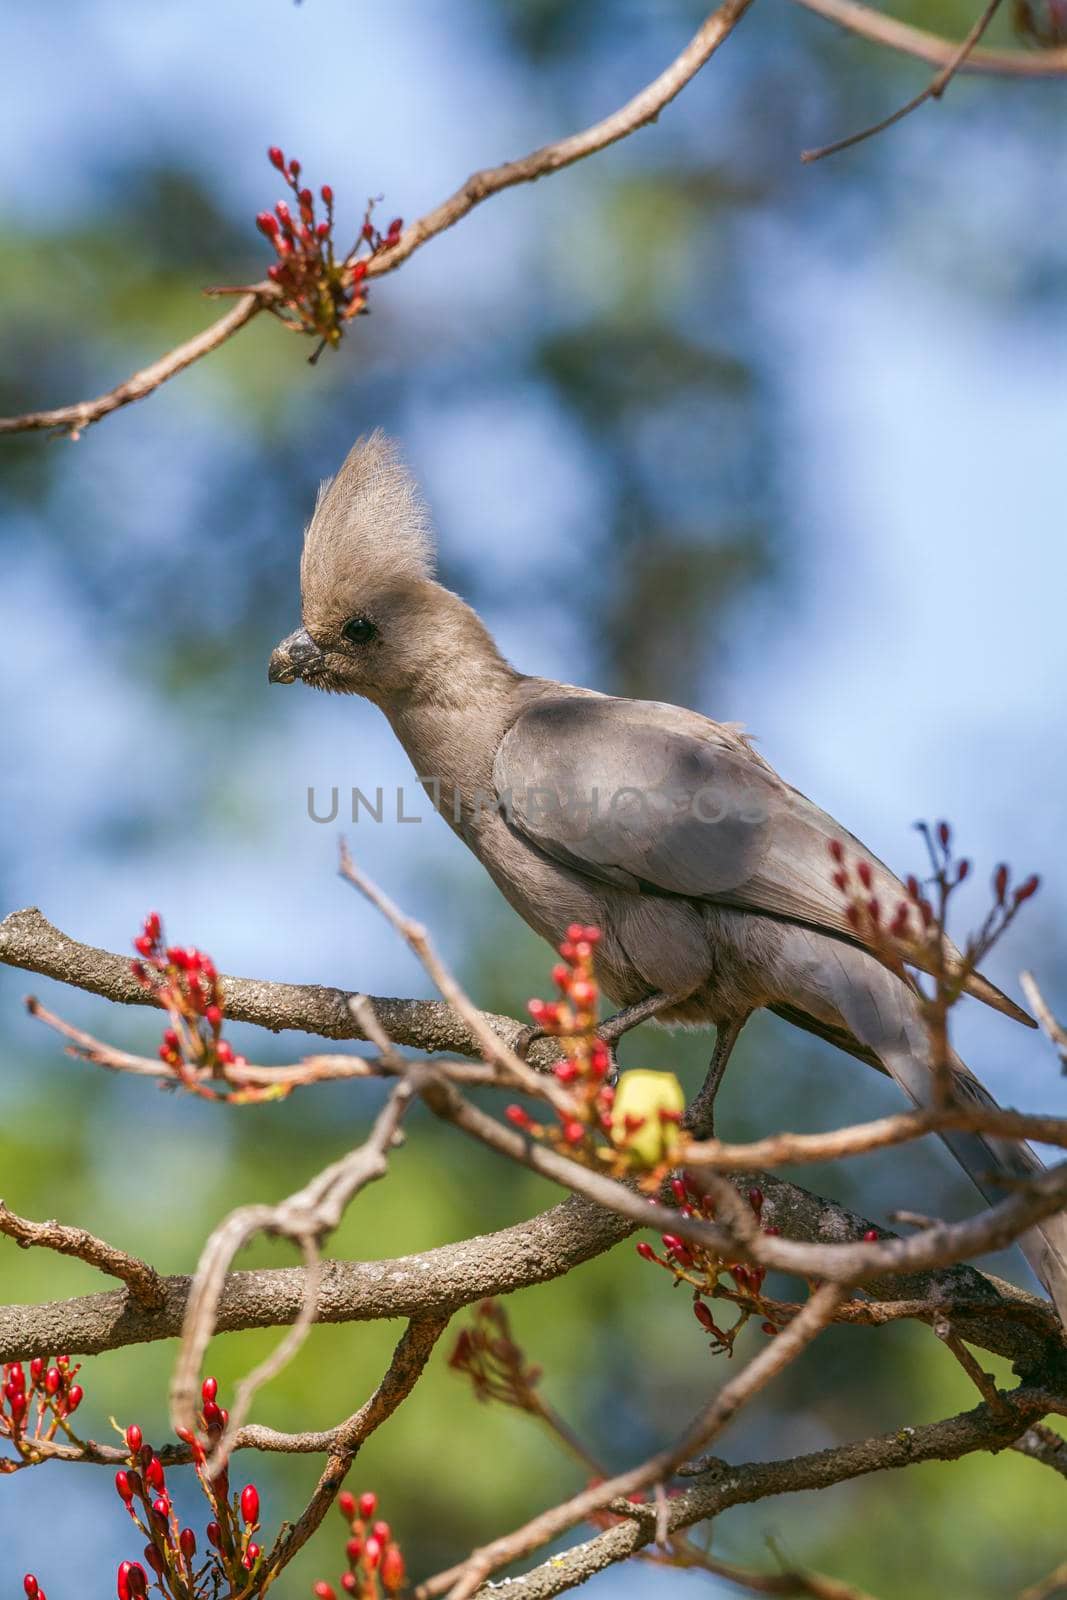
[313,1490,405,1599]
[506,925,617,1155]
[257,146,403,352]
[636,1179,783,1355]
[129,913,248,1097]
[447,1299,544,1417]
[111,1379,265,1597]
[2,1355,84,1467]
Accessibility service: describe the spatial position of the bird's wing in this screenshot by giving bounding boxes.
[493,695,1034,1027]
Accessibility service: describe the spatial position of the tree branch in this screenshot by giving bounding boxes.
[0,0,753,439]
[0,1194,634,1366]
[0,1201,165,1309]
[0,907,557,1067]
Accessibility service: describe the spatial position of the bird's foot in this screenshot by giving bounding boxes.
[513,1023,548,1062]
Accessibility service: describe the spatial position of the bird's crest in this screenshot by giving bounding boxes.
[300,432,435,615]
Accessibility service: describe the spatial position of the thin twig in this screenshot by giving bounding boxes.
[0,1201,165,1308]
[338,842,568,1109]
[169,1077,415,1457]
[0,0,753,438]
[1019,1557,1067,1600]
[801,0,1004,162]
[1022,971,1067,1071]
[419,1283,846,1599]
[932,1317,1013,1420]
[685,1103,1067,1169]
[486,1386,1057,1600]
[423,1070,1067,1300]
[265,1314,449,1580]
[791,0,1067,77]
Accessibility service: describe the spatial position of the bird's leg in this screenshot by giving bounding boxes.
[513,990,681,1067]
[597,990,681,1046]
[683,1013,750,1140]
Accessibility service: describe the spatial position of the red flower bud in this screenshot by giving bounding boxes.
[505,1104,531,1129]
[202,1398,222,1427]
[243,1544,261,1570]
[178,1527,196,1561]
[115,1470,134,1502]
[635,1241,656,1261]
[361,221,375,241]
[201,1376,218,1403]
[321,184,334,206]
[127,1565,147,1598]
[152,1495,169,1519]
[288,158,301,178]
[206,1522,222,1548]
[358,1491,378,1520]
[257,211,280,237]
[693,1299,716,1331]
[371,1520,391,1544]
[1015,874,1040,903]
[748,1186,763,1214]
[44,1367,61,1394]
[828,839,844,863]
[240,1484,260,1525]
[553,1061,579,1082]
[134,934,153,956]
[146,1456,165,1490]
[863,1229,879,1242]
[338,1489,357,1518]
[143,1548,164,1578]
[341,1577,358,1596]
[24,1577,39,1598]
[994,863,1009,903]
[937,821,951,849]
[346,1536,363,1563]
[117,1564,132,1600]
[956,858,970,883]
[268,146,286,170]
[381,1544,406,1593]
[364,1536,382,1570]
[562,1119,585,1145]
[857,861,872,889]
[761,1320,778,1336]
[30,1358,45,1384]
[131,960,146,981]
[314,1586,338,1600]
[125,1423,142,1454]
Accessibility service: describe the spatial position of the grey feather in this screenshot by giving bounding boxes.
[301,431,434,622]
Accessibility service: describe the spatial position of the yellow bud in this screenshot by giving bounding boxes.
[611,1070,686,1167]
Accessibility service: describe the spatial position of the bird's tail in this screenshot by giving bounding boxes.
[777,927,1067,1321]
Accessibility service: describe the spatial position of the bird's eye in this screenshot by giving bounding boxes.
[342,616,378,645]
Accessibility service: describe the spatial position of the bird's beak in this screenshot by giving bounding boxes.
[268,627,324,685]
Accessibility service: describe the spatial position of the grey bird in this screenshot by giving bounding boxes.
[270,432,1067,1317]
